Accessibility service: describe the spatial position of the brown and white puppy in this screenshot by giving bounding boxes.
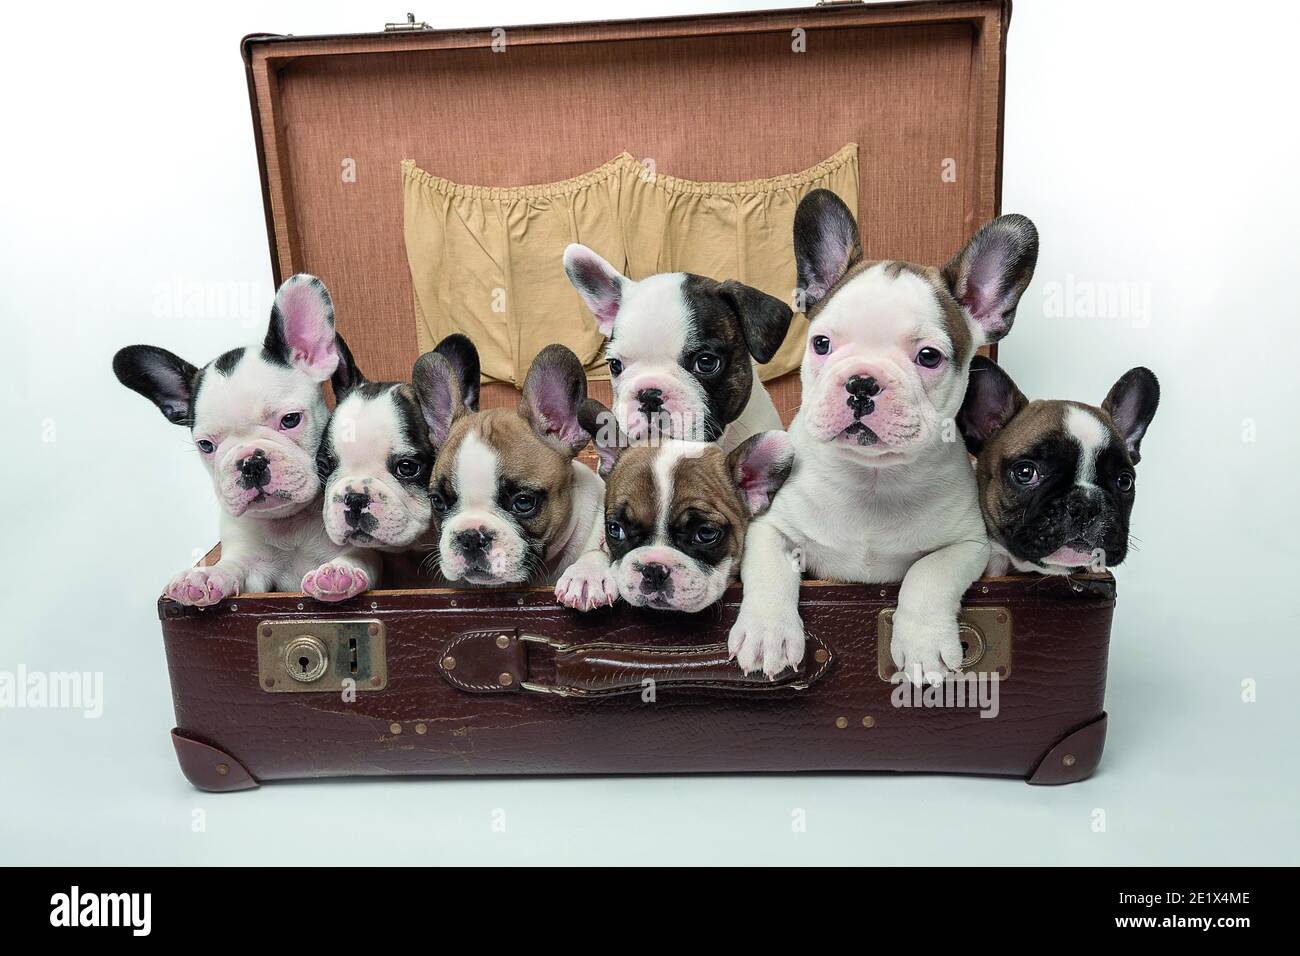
[584,408,794,612]
[563,244,794,452]
[958,356,1160,575]
[415,343,612,605]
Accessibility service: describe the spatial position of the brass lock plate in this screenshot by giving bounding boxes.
[876,606,1012,681]
[258,619,387,693]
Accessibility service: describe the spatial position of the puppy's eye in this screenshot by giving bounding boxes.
[430,493,449,514]
[1115,471,1135,493]
[607,358,624,376]
[1010,460,1040,486]
[393,458,421,479]
[693,524,724,546]
[510,492,539,517]
[606,521,626,541]
[915,347,944,369]
[693,353,722,376]
[812,335,831,356]
[196,439,215,454]
[279,412,302,430]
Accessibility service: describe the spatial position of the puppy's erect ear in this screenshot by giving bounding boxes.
[1101,367,1160,464]
[727,430,795,517]
[563,244,626,337]
[578,398,622,479]
[957,356,1029,455]
[263,273,340,382]
[520,344,590,457]
[330,333,367,402]
[793,189,862,311]
[717,281,795,364]
[412,351,467,449]
[941,214,1039,345]
[432,333,481,412]
[112,345,199,426]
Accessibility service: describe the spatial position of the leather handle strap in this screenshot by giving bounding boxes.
[438,628,834,698]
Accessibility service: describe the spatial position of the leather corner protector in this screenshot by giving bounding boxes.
[1026,712,1108,785]
[171,729,259,792]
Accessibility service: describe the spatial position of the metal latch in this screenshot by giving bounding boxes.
[876,606,1012,680]
[258,619,387,693]
[385,13,431,31]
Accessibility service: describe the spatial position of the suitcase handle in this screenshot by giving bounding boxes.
[437,628,835,698]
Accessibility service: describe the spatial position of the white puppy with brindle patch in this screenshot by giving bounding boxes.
[113,275,381,606]
[729,190,1039,684]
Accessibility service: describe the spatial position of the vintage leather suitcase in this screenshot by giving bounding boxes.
[162,0,1114,791]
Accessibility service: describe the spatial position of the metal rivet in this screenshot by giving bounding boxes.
[296,602,305,611]
[370,601,379,610]
[834,716,848,729]
[261,625,273,638]
[368,623,379,636]
[996,612,1007,624]
[879,589,887,597]
[499,672,514,686]
[229,603,238,612]
[415,723,428,735]
[450,599,458,607]
[496,634,510,649]
[813,648,829,664]
[442,655,456,670]
[264,677,275,689]
[1062,753,1077,767]
[862,716,875,728]
[390,722,402,735]
[981,586,989,594]
[370,676,382,687]
[516,597,524,606]
[215,763,229,776]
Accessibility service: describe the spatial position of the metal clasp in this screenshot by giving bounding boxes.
[384,13,431,31]
[516,633,578,695]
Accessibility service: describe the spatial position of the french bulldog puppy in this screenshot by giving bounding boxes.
[318,333,480,553]
[729,189,1039,683]
[113,274,380,606]
[584,405,794,612]
[415,343,613,607]
[562,244,794,452]
[958,356,1159,575]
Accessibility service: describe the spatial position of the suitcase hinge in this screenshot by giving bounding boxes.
[385,12,432,32]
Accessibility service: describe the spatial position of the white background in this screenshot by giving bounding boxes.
[1,0,1296,865]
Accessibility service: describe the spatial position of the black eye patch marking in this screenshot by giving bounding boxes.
[387,451,431,486]
[669,508,732,568]
[496,480,548,537]
[605,503,650,561]
[430,477,457,515]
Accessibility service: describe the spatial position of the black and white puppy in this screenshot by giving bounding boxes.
[113,275,380,605]
[729,190,1039,683]
[318,334,479,554]
[959,356,1160,575]
[415,343,612,607]
[563,244,794,452]
[585,408,795,612]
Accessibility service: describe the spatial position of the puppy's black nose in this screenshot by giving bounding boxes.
[455,528,491,556]
[845,375,879,418]
[637,388,664,413]
[640,563,670,592]
[343,491,370,526]
[237,450,270,488]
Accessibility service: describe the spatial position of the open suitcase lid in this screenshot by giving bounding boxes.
[242,0,1011,411]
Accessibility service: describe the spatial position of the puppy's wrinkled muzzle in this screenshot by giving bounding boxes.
[218,442,317,517]
[805,359,928,452]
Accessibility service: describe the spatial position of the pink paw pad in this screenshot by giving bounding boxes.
[302,564,369,603]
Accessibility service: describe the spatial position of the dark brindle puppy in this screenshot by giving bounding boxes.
[959,356,1160,575]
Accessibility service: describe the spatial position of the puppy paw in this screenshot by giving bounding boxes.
[728,606,806,678]
[165,566,240,607]
[890,611,964,686]
[555,556,619,611]
[302,562,369,603]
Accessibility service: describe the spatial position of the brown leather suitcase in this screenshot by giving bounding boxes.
[163,0,1114,791]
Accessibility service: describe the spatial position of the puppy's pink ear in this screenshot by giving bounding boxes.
[941,214,1039,345]
[1101,367,1159,464]
[793,189,862,310]
[728,430,795,517]
[521,345,590,457]
[563,244,626,336]
[412,351,466,449]
[578,398,623,479]
[264,274,339,382]
[957,356,1028,455]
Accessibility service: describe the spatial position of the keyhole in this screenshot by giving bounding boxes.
[298,656,310,673]
[959,640,969,656]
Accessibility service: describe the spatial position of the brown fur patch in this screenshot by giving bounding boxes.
[975,400,1068,533]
